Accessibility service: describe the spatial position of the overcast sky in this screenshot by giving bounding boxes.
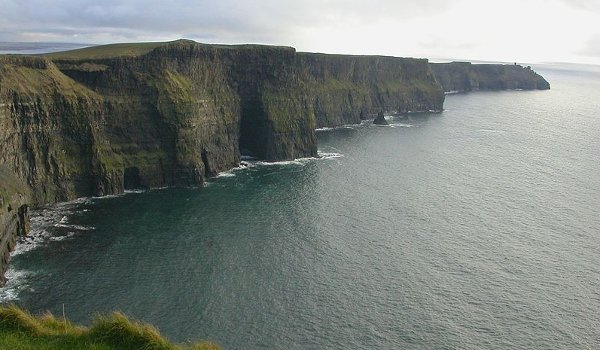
[1,0,599,64]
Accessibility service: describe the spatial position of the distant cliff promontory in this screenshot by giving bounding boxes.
[431,61,550,92]
[0,39,549,285]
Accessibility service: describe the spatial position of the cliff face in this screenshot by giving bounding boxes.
[218,45,318,160]
[430,62,550,92]
[298,53,444,128]
[0,166,30,287]
[0,40,444,204]
[53,43,244,196]
[0,56,107,203]
[0,42,313,204]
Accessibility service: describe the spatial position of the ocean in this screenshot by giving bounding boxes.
[0,42,89,55]
[1,62,599,349]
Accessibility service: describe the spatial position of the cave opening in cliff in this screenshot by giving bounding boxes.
[239,111,269,160]
[123,167,143,190]
[201,149,216,177]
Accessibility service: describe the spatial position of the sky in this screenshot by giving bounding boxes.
[0,0,599,64]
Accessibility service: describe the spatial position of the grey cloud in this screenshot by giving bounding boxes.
[0,0,455,43]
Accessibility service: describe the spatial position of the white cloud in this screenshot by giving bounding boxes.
[560,0,600,13]
[0,0,599,64]
[578,34,600,57]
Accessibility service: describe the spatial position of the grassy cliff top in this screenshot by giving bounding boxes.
[297,51,425,61]
[0,305,218,350]
[43,39,295,60]
[4,38,426,62]
[44,41,171,60]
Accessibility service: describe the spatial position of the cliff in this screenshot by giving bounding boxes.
[297,53,444,128]
[0,42,308,205]
[0,40,444,205]
[430,61,550,92]
[0,166,30,286]
[0,40,550,285]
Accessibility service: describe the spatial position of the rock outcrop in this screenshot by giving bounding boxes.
[373,111,388,125]
[430,61,550,92]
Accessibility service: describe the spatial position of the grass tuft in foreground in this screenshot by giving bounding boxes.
[0,305,218,350]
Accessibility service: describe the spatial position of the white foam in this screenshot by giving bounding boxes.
[53,223,95,231]
[0,268,33,302]
[315,124,359,132]
[318,152,344,159]
[13,232,50,255]
[213,152,345,180]
[49,232,77,242]
[389,123,413,128]
[92,193,125,200]
[11,195,97,255]
[124,189,146,194]
[253,158,312,167]
[216,172,237,178]
[215,161,255,178]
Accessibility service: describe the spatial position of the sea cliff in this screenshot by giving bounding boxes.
[0,40,550,286]
[297,53,444,128]
[430,61,550,92]
[0,167,30,285]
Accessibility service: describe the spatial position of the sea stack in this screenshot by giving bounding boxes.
[373,111,389,125]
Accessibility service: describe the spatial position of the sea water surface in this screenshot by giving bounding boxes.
[1,63,600,349]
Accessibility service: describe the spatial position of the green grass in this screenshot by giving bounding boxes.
[44,42,171,60]
[0,305,219,350]
[43,39,296,61]
[0,56,102,99]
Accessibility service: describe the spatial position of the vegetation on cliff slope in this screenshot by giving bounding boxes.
[45,42,168,60]
[0,305,218,350]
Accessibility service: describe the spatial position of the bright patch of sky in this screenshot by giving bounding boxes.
[0,0,598,64]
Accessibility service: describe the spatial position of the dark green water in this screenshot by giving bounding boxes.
[2,64,600,349]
